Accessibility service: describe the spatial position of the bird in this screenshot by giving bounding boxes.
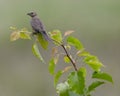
[27,11,50,41]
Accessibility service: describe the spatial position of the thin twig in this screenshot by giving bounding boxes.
[61,44,77,71]
[51,38,78,71]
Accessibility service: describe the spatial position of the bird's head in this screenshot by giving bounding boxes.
[27,12,37,17]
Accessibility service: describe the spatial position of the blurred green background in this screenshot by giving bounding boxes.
[0,0,120,96]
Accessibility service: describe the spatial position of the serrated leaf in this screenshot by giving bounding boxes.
[20,32,31,39]
[67,36,84,50]
[83,54,104,72]
[64,56,70,63]
[56,82,69,96]
[54,71,63,86]
[32,43,45,63]
[88,81,104,93]
[48,58,56,75]
[64,30,74,37]
[37,33,48,50]
[49,30,62,43]
[92,72,113,83]
[67,69,85,94]
[10,31,20,41]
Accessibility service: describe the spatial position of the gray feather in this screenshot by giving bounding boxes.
[27,12,50,41]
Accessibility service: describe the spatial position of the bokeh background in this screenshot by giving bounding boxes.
[0,0,120,96]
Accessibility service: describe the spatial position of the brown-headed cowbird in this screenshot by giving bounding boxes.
[27,11,50,41]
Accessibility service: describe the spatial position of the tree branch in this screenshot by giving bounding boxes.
[61,44,77,71]
[52,39,78,71]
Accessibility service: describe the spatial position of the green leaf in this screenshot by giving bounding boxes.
[88,81,104,93]
[48,58,56,75]
[67,36,84,50]
[37,33,48,50]
[10,27,31,41]
[64,56,70,63]
[92,72,113,83]
[67,69,85,94]
[83,54,104,72]
[54,71,63,86]
[79,67,86,78]
[77,51,90,57]
[56,82,69,96]
[20,32,31,39]
[56,82,81,96]
[32,43,45,63]
[65,44,71,50]
[68,91,80,96]
[49,30,62,43]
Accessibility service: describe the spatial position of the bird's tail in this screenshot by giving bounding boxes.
[41,31,51,41]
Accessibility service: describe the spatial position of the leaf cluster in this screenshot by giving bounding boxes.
[10,27,113,96]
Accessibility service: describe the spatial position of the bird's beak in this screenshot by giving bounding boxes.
[27,13,30,15]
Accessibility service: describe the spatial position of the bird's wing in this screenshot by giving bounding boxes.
[31,17,45,32]
[30,16,50,41]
